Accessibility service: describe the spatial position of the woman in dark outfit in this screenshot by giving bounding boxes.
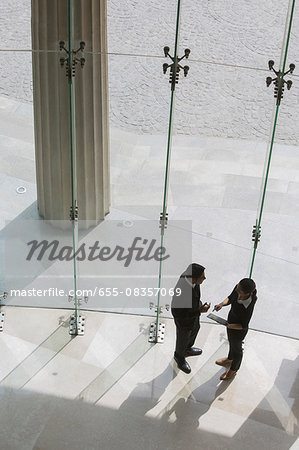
[213,278,257,380]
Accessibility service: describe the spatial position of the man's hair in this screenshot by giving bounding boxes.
[184,263,205,279]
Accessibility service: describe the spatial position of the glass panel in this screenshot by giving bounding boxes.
[249,0,296,273]
[168,60,269,311]
[4,219,74,311]
[251,0,298,339]
[0,49,36,304]
[168,0,295,335]
[0,48,75,313]
[0,0,31,50]
[107,1,178,56]
[74,49,181,320]
[107,53,170,220]
[76,219,190,316]
[0,51,35,228]
[74,0,184,333]
[179,0,289,69]
[287,0,299,70]
[0,0,77,323]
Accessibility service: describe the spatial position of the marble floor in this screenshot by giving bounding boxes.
[0,306,298,450]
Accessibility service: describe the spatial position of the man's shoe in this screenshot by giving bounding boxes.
[174,355,191,374]
[185,347,202,357]
[215,357,232,367]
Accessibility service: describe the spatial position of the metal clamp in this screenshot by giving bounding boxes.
[0,291,8,332]
[69,314,85,336]
[163,47,190,90]
[59,40,86,80]
[69,201,79,222]
[266,60,295,104]
[252,220,261,248]
[68,295,88,306]
[149,322,166,343]
[0,312,4,332]
[149,302,170,314]
[159,211,168,232]
[0,291,8,305]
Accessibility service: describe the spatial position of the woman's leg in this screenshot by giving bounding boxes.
[227,329,248,371]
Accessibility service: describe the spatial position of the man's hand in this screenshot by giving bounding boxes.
[213,303,222,311]
[200,302,211,313]
[226,323,242,330]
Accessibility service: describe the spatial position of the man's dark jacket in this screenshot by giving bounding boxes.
[171,270,202,319]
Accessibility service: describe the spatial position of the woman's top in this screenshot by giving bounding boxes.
[227,285,256,330]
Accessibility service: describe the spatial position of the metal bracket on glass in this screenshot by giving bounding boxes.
[0,291,8,305]
[252,221,261,249]
[149,322,166,343]
[69,201,79,222]
[159,212,168,232]
[163,46,190,89]
[0,312,5,332]
[149,302,170,314]
[69,314,85,336]
[59,41,86,80]
[0,292,8,332]
[78,297,88,306]
[68,296,88,306]
[266,60,295,104]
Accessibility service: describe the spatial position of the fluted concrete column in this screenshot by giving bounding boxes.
[31,0,110,221]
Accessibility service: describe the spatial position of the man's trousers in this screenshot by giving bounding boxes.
[174,315,200,361]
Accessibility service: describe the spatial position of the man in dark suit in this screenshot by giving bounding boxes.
[171,263,210,373]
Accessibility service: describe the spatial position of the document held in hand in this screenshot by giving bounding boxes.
[207,313,227,326]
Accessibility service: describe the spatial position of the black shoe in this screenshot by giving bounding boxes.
[185,347,202,357]
[174,355,191,374]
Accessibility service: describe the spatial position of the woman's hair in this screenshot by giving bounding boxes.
[239,278,257,302]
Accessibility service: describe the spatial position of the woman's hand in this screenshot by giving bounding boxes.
[227,323,243,330]
[213,303,222,311]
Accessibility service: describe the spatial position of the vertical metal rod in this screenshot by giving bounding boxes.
[68,0,80,332]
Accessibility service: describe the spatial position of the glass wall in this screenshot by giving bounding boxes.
[0,1,79,328]
[251,0,299,337]
[0,0,298,340]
